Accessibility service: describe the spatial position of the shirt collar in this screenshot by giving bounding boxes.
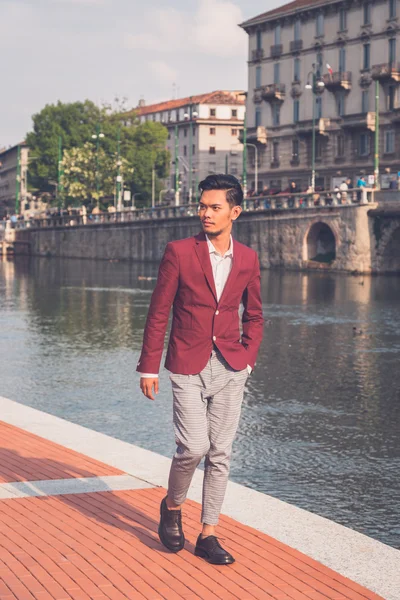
[206,234,233,258]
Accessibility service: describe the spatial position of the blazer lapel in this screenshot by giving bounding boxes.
[194,233,218,302]
[219,238,242,305]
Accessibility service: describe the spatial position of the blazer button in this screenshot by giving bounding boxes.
[215,310,219,315]
[213,336,216,341]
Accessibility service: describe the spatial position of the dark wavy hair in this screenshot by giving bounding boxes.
[198,174,244,207]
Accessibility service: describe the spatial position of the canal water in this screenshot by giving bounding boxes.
[0,256,399,549]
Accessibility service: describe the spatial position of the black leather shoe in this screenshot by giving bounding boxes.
[194,534,235,565]
[158,496,185,553]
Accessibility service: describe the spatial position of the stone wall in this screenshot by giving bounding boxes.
[13,203,400,273]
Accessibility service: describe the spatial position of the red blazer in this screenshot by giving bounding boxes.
[136,232,264,375]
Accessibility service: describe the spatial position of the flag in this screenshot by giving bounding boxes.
[326,63,333,78]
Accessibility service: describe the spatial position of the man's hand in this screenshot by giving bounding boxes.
[140,377,159,401]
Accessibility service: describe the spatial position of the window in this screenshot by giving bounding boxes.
[210,108,216,117]
[336,92,345,116]
[359,132,370,155]
[294,57,301,82]
[363,43,370,70]
[339,8,347,31]
[256,65,262,88]
[316,13,324,36]
[389,38,396,64]
[256,30,262,50]
[274,24,281,45]
[232,109,238,118]
[210,127,216,135]
[363,2,371,24]
[231,128,238,136]
[209,146,216,154]
[272,141,279,162]
[315,138,322,160]
[255,107,262,127]
[385,130,395,153]
[294,19,301,41]
[272,103,280,126]
[337,134,345,157]
[292,138,299,159]
[231,162,238,175]
[274,62,280,84]
[183,145,187,156]
[192,144,196,155]
[362,89,370,113]
[389,0,397,19]
[339,47,346,73]
[184,128,188,137]
[388,85,398,110]
[208,162,216,173]
[293,99,300,123]
[316,96,323,119]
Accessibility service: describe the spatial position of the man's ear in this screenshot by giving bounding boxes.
[231,205,242,221]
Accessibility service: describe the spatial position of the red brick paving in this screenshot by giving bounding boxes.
[0,422,384,599]
[0,422,123,483]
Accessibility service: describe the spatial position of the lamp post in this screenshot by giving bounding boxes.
[116,128,123,211]
[246,143,259,194]
[184,98,198,204]
[92,124,105,207]
[305,63,325,192]
[57,135,63,209]
[374,80,380,189]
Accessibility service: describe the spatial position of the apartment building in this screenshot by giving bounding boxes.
[126,91,245,202]
[241,0,400,191]
[0,143,29,217]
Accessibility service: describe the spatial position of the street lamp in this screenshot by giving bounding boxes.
[92,124,105,207]
[305,63,325,192]
[184,100,198,204]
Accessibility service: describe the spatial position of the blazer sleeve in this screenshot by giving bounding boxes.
[136,243,179,374]
[241,252,264,369]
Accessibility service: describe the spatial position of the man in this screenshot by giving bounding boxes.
[137,174,264,565]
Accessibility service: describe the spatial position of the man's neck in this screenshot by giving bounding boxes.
[207,231,232,255]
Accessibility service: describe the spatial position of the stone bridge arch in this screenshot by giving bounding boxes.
[378,225,400,272]
[303,221,337,264]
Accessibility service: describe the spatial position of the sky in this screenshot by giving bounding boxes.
[0,0,284,147]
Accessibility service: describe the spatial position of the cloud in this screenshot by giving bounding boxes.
[124,0,246,58]
[148,60,178,84]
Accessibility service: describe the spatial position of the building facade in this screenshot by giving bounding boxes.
[126,91,245,203]
[0,143,29,217]
[241,0,400,192]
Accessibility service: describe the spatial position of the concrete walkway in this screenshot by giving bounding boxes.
[0,396,399,600]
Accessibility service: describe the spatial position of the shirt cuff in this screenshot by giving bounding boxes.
[247,364,252,374]
[139,373,159,378]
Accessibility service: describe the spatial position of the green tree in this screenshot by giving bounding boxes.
[26,100,170,207]
[60,142,132,207]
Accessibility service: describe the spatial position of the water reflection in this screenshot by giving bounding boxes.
[0,256,399,548]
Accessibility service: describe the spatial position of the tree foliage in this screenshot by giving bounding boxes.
[26,100,169,207]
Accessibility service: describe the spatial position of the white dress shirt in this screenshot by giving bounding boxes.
[139,235,250,377]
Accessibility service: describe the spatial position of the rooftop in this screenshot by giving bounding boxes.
[127,90,245,117]
[240,0,339,28]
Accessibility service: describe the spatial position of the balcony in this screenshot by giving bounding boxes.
[341,112,376,131]
[295,118,332,136]
[252,48,264,62]
[290,40,303,52]
[270,44,283,58]
[260,83,286,102]
[323,71,352,91]
[371,63,400,82]
[253,89,263,103]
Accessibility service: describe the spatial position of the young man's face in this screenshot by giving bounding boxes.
[198,189,242,237]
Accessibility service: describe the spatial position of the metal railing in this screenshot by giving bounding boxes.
[4,189,378,231]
